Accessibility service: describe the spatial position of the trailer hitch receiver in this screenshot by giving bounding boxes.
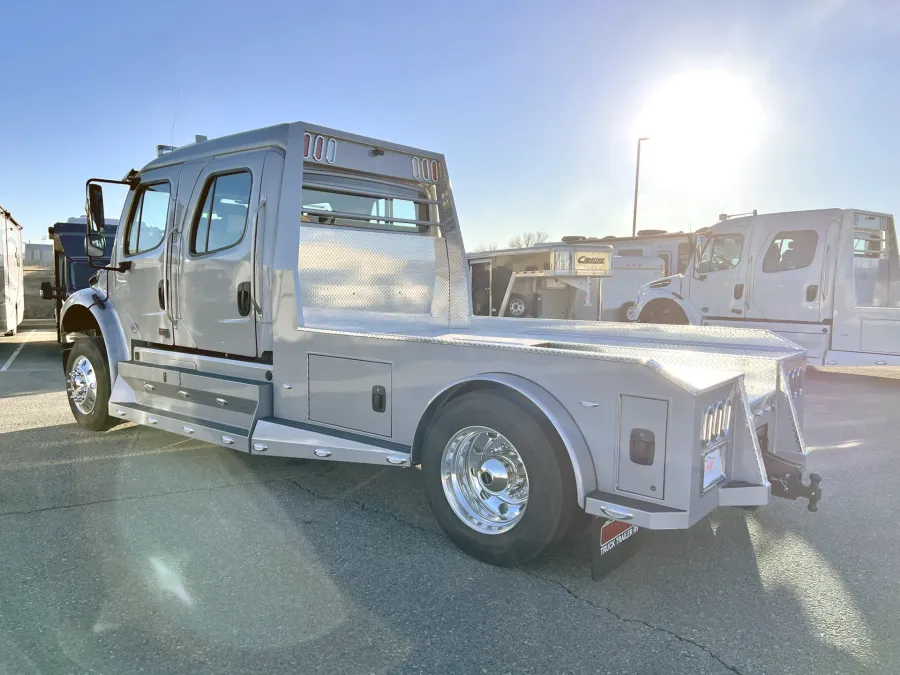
[764,453,823,512]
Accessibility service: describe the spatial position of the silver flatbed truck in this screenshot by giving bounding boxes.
[61,122,822,577]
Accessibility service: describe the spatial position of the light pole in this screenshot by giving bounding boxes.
[631,137,649,237]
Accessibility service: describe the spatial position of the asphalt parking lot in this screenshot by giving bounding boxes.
[0,327,897,675]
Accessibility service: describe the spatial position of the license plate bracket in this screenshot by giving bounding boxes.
[702,444,726,493]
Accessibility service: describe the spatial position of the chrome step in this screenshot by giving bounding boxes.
[114,360,272,429]
[111,402,250,451]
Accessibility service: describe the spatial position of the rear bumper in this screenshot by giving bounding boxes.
[584,481,772,529]
[583,362,820,529]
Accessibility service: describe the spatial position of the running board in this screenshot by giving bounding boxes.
[113,360,272,431]
[111,402,251,451]
[251,419,411,467]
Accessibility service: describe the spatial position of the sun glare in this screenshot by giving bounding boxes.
[636,71,765,188]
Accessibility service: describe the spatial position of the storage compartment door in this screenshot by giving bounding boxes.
[616,396,668,500]
[308,355,392,437]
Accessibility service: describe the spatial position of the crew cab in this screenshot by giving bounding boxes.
[60,122,822,577]
[629,209,899,366]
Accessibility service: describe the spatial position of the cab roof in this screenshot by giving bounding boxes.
[140,121,444,174]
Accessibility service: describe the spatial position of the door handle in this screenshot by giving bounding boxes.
[237,281,252,317]
[371,385,386,413]
[158,280,166,309]
[733,283,744,300]
[806,284,819,302]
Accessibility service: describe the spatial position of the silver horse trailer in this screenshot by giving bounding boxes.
[468,244,664,321]
[1,204,25,336]
[60,122,822,578]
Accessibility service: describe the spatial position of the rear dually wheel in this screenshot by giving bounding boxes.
[422,390,578,566]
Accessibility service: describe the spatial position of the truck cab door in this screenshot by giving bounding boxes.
[747,225,827,322]
[685,231,748,321]
[174,149,270,357]
[113,165,182,345]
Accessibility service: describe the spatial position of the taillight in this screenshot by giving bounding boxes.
[411,156,440,183]
[702,397,733,447]
[303,132,337,164]
[787,367,802,398]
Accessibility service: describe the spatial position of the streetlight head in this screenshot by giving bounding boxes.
[639,137,650,142]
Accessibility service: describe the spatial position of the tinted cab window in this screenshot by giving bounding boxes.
[696,234,744,273]
[125,183,170,256]
[762,230,818,273]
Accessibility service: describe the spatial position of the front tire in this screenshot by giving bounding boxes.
[422,391,577,567]
[66,337,113,431]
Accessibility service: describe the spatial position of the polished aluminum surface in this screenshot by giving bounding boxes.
[67,355,98,415]
[440,426,530,535]
[298,226,439,324]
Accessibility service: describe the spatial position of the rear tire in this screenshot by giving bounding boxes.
[619,301,636,322]
[422,390,577,567]
[66,337,113,431]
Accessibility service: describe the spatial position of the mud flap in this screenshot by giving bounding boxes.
[590,518,642,580]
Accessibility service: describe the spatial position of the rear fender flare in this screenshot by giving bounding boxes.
[59,288,129,384]
[413,372,597,505]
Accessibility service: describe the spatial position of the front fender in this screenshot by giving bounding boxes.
[414,372,597,505]
[59,288,129,384]
[629,289,703,324]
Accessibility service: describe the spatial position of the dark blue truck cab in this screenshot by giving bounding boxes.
[41,218,118,341]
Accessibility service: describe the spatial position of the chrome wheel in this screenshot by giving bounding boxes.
[508,298,526,317]
[441,426,530,534]
[67,355,98,415]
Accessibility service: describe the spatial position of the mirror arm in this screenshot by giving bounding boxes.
[87,260,131,272]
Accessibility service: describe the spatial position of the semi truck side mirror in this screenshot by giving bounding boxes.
[85,232,106,257]
[87,183,106,233]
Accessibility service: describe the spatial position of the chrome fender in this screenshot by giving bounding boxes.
[415,372,597,505]
[59,288,129,384]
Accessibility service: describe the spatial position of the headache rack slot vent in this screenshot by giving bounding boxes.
[302,181,439,206]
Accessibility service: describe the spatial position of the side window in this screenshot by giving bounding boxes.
[124,183,171,256]
[617,248,644,257]
[191,171,252,255]
[677,242,692,273]
[762,230,818,273]
[696,234,744,273]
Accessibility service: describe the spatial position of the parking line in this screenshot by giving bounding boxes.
[0,330,38,372]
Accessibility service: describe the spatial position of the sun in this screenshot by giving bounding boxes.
[636,70,765,188]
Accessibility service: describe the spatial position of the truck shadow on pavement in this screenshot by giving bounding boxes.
[0,412,890,674]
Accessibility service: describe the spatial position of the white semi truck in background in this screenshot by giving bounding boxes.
[1,204,25,337]
[59,122,822,579]
[629,209,900,367]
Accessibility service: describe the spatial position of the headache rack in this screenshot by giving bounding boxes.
[301,174,440,231]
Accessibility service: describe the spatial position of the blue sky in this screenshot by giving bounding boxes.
[1,0,898,249]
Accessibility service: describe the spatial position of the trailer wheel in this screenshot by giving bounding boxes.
[422,391,576,566]
[507,293,528,318]
[619,301,636,322]
[65,337,113,431]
